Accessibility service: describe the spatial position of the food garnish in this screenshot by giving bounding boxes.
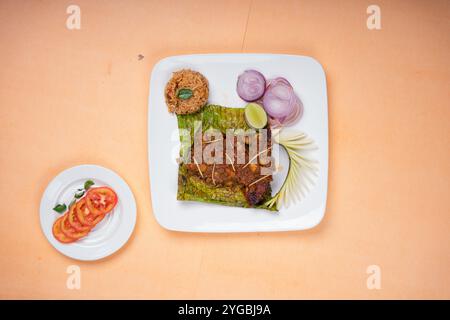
[248,174,271,187]
[53,204,67,214]
[52,179,95,214]
[60,213,90,240]
[75,198,105,227]
[244,103,268,129]
[236,70,266,102]
[85,187,118,216]
[211,163,216,185]
[193,157,204,178]
[243,146,272,169]
[68,202,91,232]
[236,70,303,128]
[52,184,118,244]
[225,152,236,172]
[52,216,75,243]
[84,179,95,190]
[177,88,193,100]
[74,190,85,199]
[262,77,303,127]
[264,129,317,210]
[165,69,209,114]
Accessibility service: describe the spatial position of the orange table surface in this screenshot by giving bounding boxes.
[0,0,449,299]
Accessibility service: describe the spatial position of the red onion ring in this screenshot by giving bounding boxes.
[262,77,303,126]
[282,94,303,126]
[236,70,266,102]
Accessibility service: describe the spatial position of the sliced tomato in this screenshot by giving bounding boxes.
[85,187,118,216]
[60,213,90,240]
[52,216,75,243]
[76,198,105,227]
[68,202,91,232]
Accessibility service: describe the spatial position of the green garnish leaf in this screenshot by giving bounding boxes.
[53,203,67,214]
[177,88,193,100]
[84,180,95,190]
[74,190,85,199]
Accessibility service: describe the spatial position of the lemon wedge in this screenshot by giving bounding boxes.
[244,103,268,129]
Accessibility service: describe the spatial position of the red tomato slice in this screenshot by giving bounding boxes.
[68,202,91,232]
[52,216,75,243]
[60,213,90,240]
[76,198,105,227]
[85,187,118,216]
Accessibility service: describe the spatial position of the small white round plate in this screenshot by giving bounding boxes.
[40,164,136,261]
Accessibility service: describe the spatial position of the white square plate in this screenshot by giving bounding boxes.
[148,54,328,232]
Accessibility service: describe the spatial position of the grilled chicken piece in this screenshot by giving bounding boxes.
[184,132,273,206]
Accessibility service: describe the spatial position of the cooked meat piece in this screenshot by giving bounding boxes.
[245,181,271,206]
[183,131,273,206]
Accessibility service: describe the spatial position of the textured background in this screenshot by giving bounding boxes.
[0,0,449,299]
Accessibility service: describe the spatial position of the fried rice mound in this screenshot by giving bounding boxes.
[164,69,209,115]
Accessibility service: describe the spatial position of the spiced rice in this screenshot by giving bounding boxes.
[164,69,209,114]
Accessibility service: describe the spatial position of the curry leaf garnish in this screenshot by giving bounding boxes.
[84,180,95,190]
[53,204,67,214]
[74,190,85,199]
[177,88,193,100]
[52,179,95,215]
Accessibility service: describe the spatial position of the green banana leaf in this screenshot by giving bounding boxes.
[176,105,276,211]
